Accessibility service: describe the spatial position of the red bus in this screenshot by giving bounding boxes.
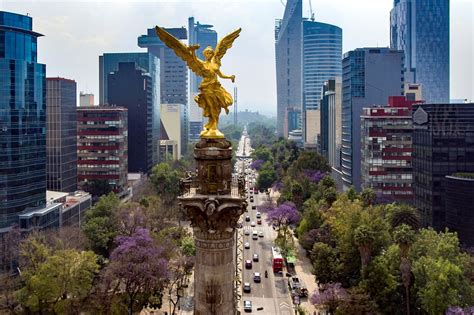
[271,247,284,273]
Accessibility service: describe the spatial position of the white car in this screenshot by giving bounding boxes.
[250,221,256,227]
[258,231,264,238]
[244,242,250,249]
[244,230,250,236]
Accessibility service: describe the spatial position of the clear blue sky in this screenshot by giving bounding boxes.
[1,0,472,115]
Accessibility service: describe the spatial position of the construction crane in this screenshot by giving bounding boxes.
[309,0,315,21]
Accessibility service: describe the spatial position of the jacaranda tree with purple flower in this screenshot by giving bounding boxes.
[310,282,347,314]
[263,202,300,255]
[106,228,169,314]
[250,159,264,171]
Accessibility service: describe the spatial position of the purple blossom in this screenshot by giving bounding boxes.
[446,306,474,315]
[250,159,264,171]
[303,170,326,183]
[109,228,169,289]
[310,282,347,308]
[272,181,283,191]
[265,202,300,226]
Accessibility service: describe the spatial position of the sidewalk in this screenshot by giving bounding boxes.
[293,242,318,314]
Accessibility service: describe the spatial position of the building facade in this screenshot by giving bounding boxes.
[108,62,158,173]
[138,27,187,105]
[326,77,342,169]
[412,103,474,230]
[188,17,217,141]
[444,174,474,248]
[275,0,302,137]
[77,106,128,196]
[160,103,187,158]
[302,20,342,145]
[284,106,301,136]
[46,77,78,193]
[390,0,449,103]
[341,48,404,190]
[361,96,421,202]
[0,12,46,230]
[79,92,94,107]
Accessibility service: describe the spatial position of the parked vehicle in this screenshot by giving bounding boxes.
[288,276,308,297]
[244,300,252,312]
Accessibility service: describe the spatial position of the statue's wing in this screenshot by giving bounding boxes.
[213,28,242,66]
[155,26,205,76]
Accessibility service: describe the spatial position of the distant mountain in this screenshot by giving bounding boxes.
[220,110,276,127]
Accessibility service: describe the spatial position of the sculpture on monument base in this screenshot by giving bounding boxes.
[155,26,241,139]
[159,23,244,315]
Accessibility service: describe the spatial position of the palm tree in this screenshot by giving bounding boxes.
[393,224,415,315]
[354,225,375,275]
[387,203,421,230]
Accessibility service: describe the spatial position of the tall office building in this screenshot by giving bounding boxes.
[302,20,342,145]
[138,27,187,105]
[161,103,187,158]
[77,106,128,196]
[320,77,341,166]
[99,53,160,166]
[412,103,474,230]
[390,0,449,103]
[108,62,156,173]
[284,106,301,136]
[360,96,422,202]
[0,12,47,230]
[46,77,78,193]
[275,0,302,137]
[188,17,217,141]
[341,48,404,191]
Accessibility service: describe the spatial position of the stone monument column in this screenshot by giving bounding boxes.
[179,138,246,315]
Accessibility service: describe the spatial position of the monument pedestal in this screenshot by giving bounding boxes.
[179,138,246,315]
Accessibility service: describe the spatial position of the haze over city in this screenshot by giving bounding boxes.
[0,0,472,115]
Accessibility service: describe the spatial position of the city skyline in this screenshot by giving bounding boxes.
[0,0,472,116]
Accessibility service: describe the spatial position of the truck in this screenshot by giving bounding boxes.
[288,276,308,297]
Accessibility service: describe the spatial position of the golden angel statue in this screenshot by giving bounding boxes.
[155,26,241,138]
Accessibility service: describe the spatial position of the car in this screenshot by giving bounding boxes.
[245,259,252,269]
[243,282,251,293]
[244,242,250,249]
[253,254,259,262]
[244,230,250,236]
[245,215,250,222]
[256,212,261,218]
[257,219,262,225]
[244,300,252,312]
[251,205,256,210]
[253,272,261,283]
[252,231,258,240]
[250,221,256,227]
[258,231,264,238]
[250,198,254,203]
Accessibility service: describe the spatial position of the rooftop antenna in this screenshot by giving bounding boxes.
[309,0,315,21]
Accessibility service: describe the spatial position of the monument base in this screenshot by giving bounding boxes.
[179,138,246,315]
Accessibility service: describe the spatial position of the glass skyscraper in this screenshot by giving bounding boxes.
[99,52,160,167]
[46,77,77,193]
[275,0,302,138]
[0,12,46,229]
[390,0,450,103]
[302,20,342,144]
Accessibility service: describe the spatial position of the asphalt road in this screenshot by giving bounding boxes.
[240,191,293,314]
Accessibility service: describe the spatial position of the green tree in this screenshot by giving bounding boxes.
[387,203,421,230]
[82,179,112,199]
[150,162,183,211]
[256,168,277,191]
[411,228,474,313]
[354,225,376,272]
[17,243,99,314]
[360,188,376,207]
[82,193,120,257]
[310,242,340,284]
[393,224,416,315]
